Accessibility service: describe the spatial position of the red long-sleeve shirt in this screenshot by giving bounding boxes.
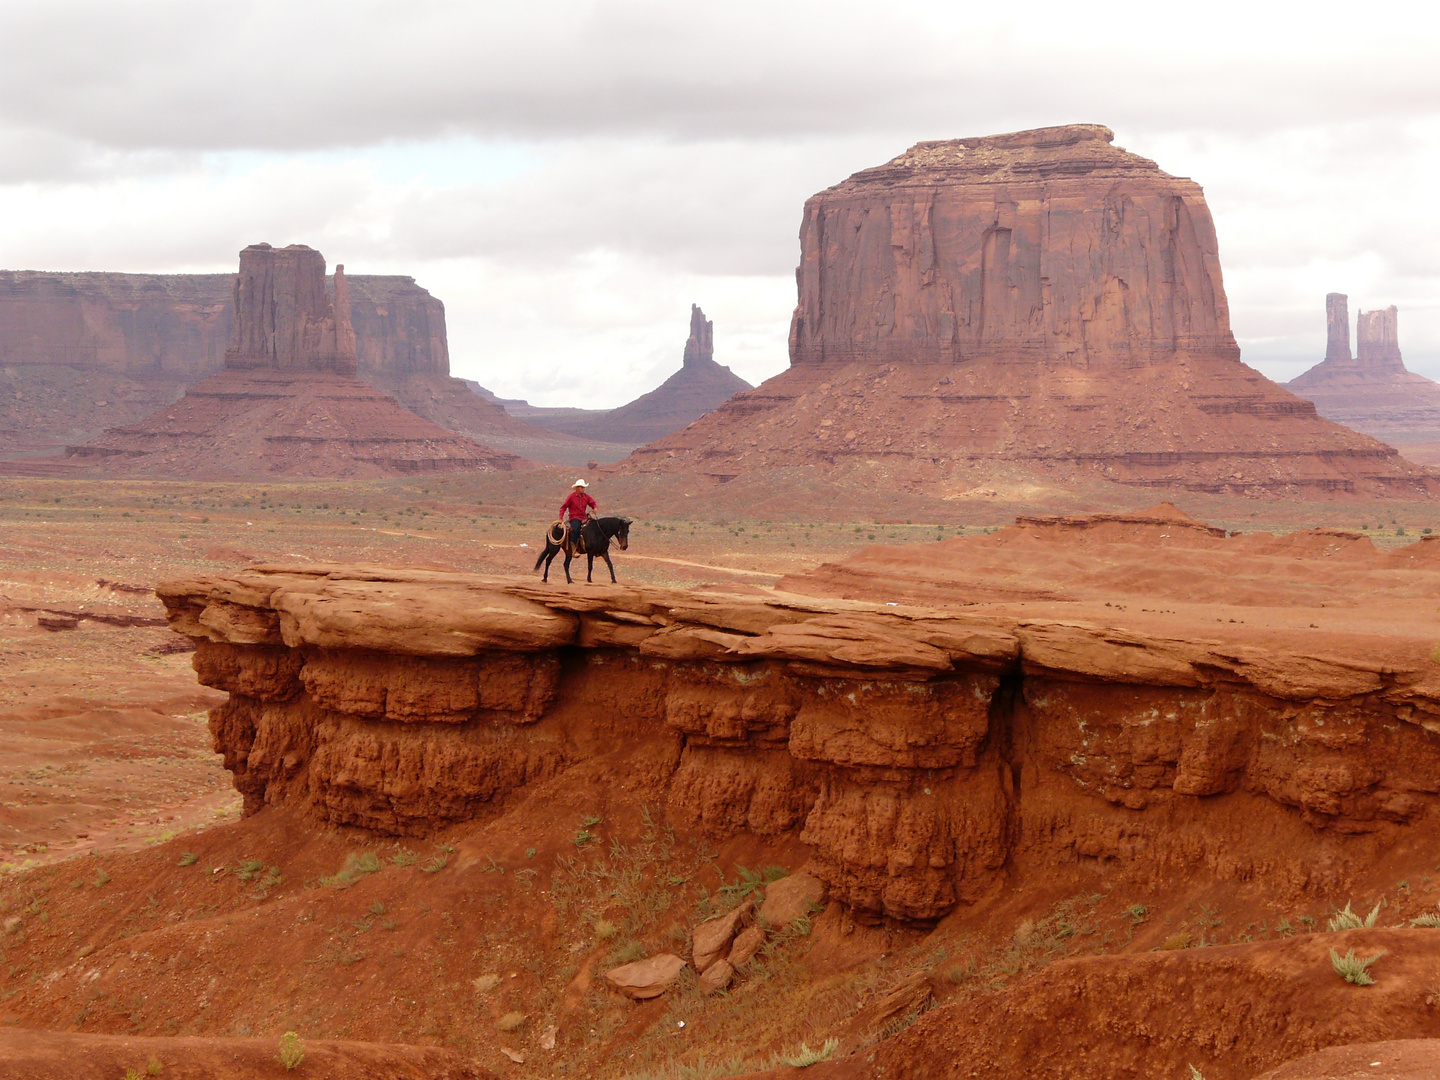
[559,491,596,521]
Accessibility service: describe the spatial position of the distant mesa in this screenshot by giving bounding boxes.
[0,255,565,461]
[66,244,522,479]
[1287,295,1440,465]
[481,303,753,444]
[620,124,1435,501]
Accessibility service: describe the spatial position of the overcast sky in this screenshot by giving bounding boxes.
[3,0,1440,407]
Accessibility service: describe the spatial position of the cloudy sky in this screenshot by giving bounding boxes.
[3,0,1440,406]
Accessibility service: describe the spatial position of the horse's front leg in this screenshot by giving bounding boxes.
[602,552,617,583]
[586,554,595,583]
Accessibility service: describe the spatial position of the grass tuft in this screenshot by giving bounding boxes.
[778,1039,839,1068]
[320,852,381,889]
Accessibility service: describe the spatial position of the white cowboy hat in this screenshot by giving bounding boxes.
[573,478,588,487]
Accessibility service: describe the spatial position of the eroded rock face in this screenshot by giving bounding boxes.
[158,521,1440,924]
[787,124,1232,368]
[225,245,356,374]
[626,125,1434,499]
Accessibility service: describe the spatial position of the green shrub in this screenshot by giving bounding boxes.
[1329,947,1385,985]
[278,1031,305,1070]
[496,1011,526,1032]
[1411,910,1440,928]
[177,853,197,867]
[715,865,787,906]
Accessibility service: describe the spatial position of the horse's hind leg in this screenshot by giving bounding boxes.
[540,547,554,582]
[563,551,573,584]
[602,553,617,583]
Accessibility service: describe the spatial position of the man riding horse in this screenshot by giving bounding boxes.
[535,478,631,584]
[559,478,596,551]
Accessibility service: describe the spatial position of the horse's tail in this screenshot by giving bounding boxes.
[532,548,546,572]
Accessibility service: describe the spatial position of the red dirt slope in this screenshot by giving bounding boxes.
[1257,1040,1440,1080]
[806,930,1440,1080]
[0,1027,490,1079]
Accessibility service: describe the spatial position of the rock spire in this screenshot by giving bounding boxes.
[224,244,357,375]
[682,304,714,368]
[1325,292,1351,362]
[1289,298,1440,463]
[1357,306,1403,369]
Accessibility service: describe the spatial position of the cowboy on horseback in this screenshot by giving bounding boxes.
[535,481,631,585]
[559,478,597,553]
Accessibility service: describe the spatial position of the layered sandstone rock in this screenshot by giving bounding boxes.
[504,304,752,444]
[0,264,551,457]
[70,245,520,477]
[225,245,357,374]
[159,507,1440,923]
[1288,297,1440,463]
[624,125,1434,500]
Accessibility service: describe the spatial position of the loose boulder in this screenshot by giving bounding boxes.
[603,954,687,1000]
[729,926,766,967]
[759,872,825,928]
[692,900,756,973]
[697,958,734,995]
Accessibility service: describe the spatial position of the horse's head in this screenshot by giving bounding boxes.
[615,517,632,550]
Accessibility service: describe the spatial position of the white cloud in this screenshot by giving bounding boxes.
[3,0,1440,403]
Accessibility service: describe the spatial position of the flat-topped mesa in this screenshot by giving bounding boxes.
[624,126,1437,500]
[66,242,524,477]
[1358,306,1403,370]
[788,124,1236,368]
[224,244,357,375]
[1326,293,1352,363]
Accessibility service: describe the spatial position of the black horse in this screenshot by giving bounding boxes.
[533,516,632,584]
